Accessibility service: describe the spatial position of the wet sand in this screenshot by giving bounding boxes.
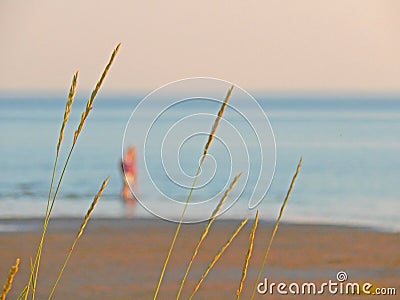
[0,218,399,299]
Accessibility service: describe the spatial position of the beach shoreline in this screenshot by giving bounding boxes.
[1,218,399,299]
[0,216,398,234]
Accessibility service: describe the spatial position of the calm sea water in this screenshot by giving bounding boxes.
[0,93,399,232]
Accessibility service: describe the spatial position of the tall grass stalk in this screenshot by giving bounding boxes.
[27,71,78,300]
[26,44,120,300]
[236,210,258,299]
[16,285,28,300]
[200,85,233,165]
[176,172,242,299]
[47,177,109,300]
[250,157,302,300]
[1,258,20,300]
[153,85,234,300]
[188,218,248,300]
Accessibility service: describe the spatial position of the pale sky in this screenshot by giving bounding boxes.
[1,0,400,93]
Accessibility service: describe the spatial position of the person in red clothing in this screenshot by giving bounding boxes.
[121,146,137,215]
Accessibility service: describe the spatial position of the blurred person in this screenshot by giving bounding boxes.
[121,146,138,217]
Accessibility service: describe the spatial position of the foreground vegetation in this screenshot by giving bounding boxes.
[1,44,301,300]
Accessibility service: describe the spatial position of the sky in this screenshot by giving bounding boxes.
[1,0,400,93]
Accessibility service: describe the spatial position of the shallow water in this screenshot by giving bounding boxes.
[0,93,399,231]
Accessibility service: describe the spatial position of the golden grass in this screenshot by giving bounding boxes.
[200,85,233,165]
[176,172,242,299]
[0,44,305,300]
[250,157,302,299]
[1,258,20,300]
[74,44,120,143]
[47,177,109,300]
[21,44,120,300]
[153,85,235,300]
[189,218,249,300]
[27,71,79,300]
[76,177,109,241]
[236,210,259,299]
[57,71,78,153]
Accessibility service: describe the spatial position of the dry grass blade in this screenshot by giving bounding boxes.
[16,258,33,300]
[153,166,201,300]
[250,157,302,300]
[47,177,109,300]
[76,177,109,240]
[189,218,248,300]
[73,43,120,143]
[29,71,80,300]
[57,71,78,153]
[30,44,120,300]
[176,172,242,299]
[200,85,234,165]
[153,86,234,300]
[16,285,27,300]
[1,258,20,300]
[236,210,259,300]
[28,257,35,300]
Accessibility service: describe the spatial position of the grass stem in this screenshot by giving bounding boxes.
[47,178,109,300]
[176,173,242,299]
[250,158,302,300]
[189,218,248,300]
[153,86,234,299]
[27,44,119,300]
[236,210,258,299]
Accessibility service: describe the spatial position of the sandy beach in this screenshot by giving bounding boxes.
[0,218,399,299]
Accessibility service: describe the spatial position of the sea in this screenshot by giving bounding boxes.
[0,92,399,232]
